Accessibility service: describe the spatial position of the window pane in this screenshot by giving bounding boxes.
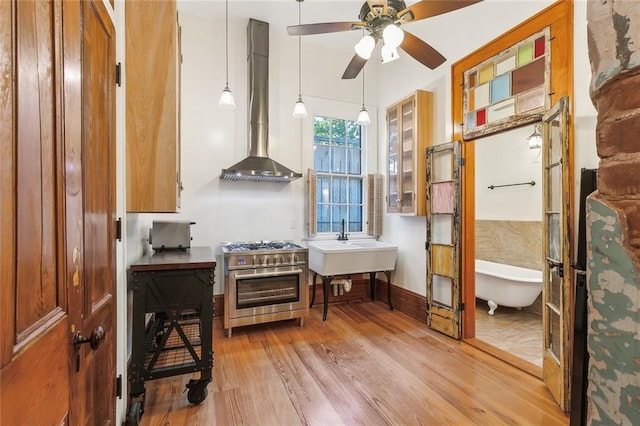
[314,117,330,138]
[332,146,346,173]
[347,122,361,147]
[349,206,362,232]
[347,148,361,174]
[332,206,347,232]
[317,176,330,204]
[331,177,347,203]
[331,118,346,142]
[433,274,452,307]
[314,145,330,172]
[349,178,362,204]
[317,204,330,233]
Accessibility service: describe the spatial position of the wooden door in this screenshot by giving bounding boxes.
[541,97,571,411]
[1,1,71,423]
[425,141,463,338]
[0,0,116,423]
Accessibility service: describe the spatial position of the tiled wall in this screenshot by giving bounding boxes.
[475,220,543,271]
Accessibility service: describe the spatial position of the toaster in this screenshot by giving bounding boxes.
[149,221,194,251]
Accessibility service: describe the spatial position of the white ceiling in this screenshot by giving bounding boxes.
[178,0,556,66]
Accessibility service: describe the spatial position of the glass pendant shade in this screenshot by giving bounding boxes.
[219,85,236,109]
[382,24,404,48]
[292,97,308,119]
[381,44,400,63]
[357,107,371,125]
[354,35,375,59]
[527,123,542,149]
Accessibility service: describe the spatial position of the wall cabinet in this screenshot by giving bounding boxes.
[126,0,182,212]
[386,90,433,215]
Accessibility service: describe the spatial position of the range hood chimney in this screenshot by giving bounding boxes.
[220,19,302,182]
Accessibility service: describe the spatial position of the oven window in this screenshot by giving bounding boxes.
[236,275,300,309]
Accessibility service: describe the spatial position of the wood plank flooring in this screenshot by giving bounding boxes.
[138,301,568,425]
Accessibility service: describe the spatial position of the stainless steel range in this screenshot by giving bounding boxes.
[219,241,308,337]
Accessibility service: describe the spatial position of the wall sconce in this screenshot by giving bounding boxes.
[527,122,542,149]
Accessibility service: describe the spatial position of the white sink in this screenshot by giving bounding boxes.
[306,240,398,276]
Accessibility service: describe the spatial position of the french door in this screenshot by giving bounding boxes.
[542,97,571,411]
[425,141,463,339]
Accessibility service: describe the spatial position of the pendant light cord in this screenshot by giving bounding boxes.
[225,0,229,86]
[362,67,365,108]
[297,0,302,98]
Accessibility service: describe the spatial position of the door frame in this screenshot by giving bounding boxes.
[451,0,574,411]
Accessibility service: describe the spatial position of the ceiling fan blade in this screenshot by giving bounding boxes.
[400,31,446,69]
[287,22,365,36]
[397,0,483,22]
[341,54,368,79]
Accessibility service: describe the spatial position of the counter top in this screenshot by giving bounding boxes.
[130,246,216,272]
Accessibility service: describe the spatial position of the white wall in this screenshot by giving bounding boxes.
[475,125,543,221]
[125,0,600,298]
[125,5,376,296]
[376,0,598,296]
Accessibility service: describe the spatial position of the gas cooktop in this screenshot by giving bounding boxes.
[219,241,304,253]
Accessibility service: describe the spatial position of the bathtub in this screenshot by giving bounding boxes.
[475,259,543,315]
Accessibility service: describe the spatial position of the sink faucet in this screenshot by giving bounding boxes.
[337,219,348,241]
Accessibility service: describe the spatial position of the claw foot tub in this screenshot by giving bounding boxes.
[475,259,542,315]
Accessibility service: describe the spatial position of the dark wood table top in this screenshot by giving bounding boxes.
[130,246,216,272]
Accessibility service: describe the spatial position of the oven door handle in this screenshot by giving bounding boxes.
[230,268,304,279]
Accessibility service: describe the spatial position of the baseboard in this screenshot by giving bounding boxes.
[212,277,427,325]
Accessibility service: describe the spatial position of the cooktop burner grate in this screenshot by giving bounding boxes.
[221,241,303,252]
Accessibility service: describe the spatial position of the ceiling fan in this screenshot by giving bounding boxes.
[287,0,483,79]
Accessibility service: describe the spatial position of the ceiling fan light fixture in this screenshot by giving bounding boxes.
[354,34,375,59]
[382,24,404,48]
[381,44,400,63]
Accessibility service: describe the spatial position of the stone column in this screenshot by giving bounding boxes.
[586,1,640,424]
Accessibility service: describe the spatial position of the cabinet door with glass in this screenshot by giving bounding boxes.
[386,90,433,215]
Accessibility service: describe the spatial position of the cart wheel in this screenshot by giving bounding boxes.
[125,400,143,425]
[187,383,208,405]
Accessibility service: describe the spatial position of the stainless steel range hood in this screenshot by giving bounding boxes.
[221,19,302,182]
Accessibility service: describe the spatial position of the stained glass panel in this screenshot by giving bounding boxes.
[462,28,550,139]
[432,214,453,245]
[433,274,452,307]
[432,181,454,214]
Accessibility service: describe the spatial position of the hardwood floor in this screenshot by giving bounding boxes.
[138,301,568,425]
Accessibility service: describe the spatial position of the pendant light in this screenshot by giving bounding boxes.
[292,0,307,119]
[356,62,371,126]
[219,0,235,109]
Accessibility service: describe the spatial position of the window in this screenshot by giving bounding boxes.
[313,116,363,235]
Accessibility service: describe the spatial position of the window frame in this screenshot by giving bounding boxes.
[301,97,377,240]
[313,116,364,235]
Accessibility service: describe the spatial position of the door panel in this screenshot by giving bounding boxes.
[542,96,571,411]
[1,1,71,423]
[426,141,462,339]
